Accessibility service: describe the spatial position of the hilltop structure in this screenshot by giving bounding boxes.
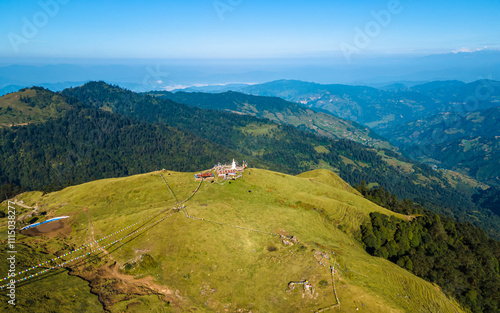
[194,160,247,181]
[214,159,247,179]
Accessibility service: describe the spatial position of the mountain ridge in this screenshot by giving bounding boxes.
[0,168,469,313]
[148,89,393,149]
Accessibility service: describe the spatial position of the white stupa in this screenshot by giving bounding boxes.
[231,159,237,170]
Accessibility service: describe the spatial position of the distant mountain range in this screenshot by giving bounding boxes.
[191,79,500,131]
[384,107,500,146]
[1,50,500,94]
[3,75,499,188]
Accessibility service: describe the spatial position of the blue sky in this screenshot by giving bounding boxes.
[0,0,499,60]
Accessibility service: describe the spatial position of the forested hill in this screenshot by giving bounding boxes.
[0,88,255,195]
[146,90,392,149]
[61,82,500,238]
[356,184,500,313]
[383,107,500,186]
[0,87,77,126]
[0,83,498,238]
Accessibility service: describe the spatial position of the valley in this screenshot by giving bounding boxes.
[382,107,500,186]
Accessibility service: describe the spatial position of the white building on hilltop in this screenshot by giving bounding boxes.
[214,159,247,178]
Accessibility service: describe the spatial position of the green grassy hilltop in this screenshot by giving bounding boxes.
[0,168,465,312]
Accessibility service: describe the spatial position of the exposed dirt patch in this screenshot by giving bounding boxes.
[70,260,190,312]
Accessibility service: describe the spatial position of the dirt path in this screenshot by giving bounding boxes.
[108,262,188,309]
[10,200,34,209]
[87,211,115,262]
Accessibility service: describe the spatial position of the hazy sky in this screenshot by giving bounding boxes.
[1,0,499,60]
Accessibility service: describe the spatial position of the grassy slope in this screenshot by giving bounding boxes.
[63,83,493,227]
[6,85,492,238]
[0,88,73,127]
[0,169,464,312]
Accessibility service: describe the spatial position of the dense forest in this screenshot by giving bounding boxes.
[356,183,500,313]
[0,101,252,196]
[473,187,500,217]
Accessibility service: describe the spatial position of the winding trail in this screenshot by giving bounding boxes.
[87,211,115,262]
[159,171,179,202]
